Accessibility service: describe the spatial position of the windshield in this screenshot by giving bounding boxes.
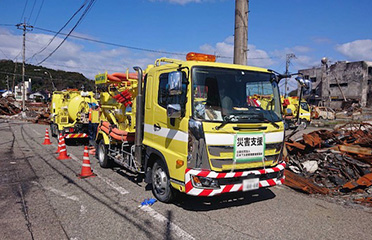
[192,67,282,123]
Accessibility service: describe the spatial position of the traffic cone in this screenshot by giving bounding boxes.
[56,137,71,160]
[42,128,52,145]
[55,133,63,153]
[88,146,96,156]
[77,146,96,179]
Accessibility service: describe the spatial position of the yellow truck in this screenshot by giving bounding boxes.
[282,96,311,128]
[50,89,99,142]
[95,52,305,202]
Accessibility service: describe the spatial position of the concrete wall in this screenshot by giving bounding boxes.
[299,61,372,109]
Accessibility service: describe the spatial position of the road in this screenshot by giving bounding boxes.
[1,119,371,240]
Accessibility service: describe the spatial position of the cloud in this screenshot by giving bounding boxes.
[0,27,172,79]
[200,36,274,67]
[335,39,372,61]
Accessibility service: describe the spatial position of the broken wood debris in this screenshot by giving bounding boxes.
[284,122,372,207]
[0,96,21,115]
[0,95,50,125]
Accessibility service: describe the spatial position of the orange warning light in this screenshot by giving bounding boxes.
[186,52,216,62]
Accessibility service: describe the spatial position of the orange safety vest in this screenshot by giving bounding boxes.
[88,108,92,121]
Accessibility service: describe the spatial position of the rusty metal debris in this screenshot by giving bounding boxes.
[284,122,372,207]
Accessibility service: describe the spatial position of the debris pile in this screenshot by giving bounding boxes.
[0,96,21,115]
[25,102,50,125]
[0,96,50,125]
[285,122,372,207]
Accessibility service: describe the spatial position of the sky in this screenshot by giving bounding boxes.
[1,0,372,93]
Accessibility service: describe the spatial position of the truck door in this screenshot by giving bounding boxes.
[148,70,189,181]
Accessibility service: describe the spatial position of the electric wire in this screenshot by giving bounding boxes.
[0,48,9,59]
[34,26,278,60]
[28,0,37,24]
[36,0,95,65]
[0,24,15,27]
[28,0,89,62]
[33,0,44,26]
[19,0,29,23]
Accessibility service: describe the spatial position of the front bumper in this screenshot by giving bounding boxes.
[185,162,286,197]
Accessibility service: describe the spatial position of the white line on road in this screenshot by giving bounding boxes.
[31,126,193,239]
[139,205,195,240]
[30,128,130,195]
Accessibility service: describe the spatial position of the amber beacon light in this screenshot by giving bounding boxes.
[186,52,216,62]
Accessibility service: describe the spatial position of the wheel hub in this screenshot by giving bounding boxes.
[154,168,167,192]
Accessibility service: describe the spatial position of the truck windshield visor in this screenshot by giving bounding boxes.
[192,67,282,123]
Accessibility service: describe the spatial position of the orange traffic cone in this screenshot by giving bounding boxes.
[42,128,52,145]
[88,146,96,156]
[77,146,96,179]
[56,137,71,160]
[55,133,63,153]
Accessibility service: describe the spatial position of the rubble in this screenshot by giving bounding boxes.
[0,96,21,115]
[284,122,372,207]
[0,95,50,125]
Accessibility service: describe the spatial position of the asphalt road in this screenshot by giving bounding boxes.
[1,119,371,240]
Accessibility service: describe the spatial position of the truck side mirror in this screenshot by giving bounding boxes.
[167,104,181,118]
[295,77,312,96]
[168,71,183,95]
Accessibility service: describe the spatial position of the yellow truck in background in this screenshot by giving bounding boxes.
[50,90,99,142]
[94,52,309,202]
[282,96,311,129]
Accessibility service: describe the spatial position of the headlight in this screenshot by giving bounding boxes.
[191,175,220,189]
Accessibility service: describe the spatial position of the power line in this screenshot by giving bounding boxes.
[33,26,277,60]
[0,23,15,27]
[20,0,29,23]
[36,0,96,65]
[28,0,37,23]
[29,0,89,62]
[0,49,9,59]
[34,26,187,56]
[33,0,44,26]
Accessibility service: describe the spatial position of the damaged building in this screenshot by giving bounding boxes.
[299,60,372,109]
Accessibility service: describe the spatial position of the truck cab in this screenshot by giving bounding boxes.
[141,53,285,201]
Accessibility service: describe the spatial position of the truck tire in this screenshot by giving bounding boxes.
[151,160,174,203]
[97,140,111,168]
[300,119,309,129]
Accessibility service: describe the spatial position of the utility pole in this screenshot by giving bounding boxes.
[6,75,10,91]
[12,62,17,95]
[233,0,249,65]
[284,53,296,97]
[16,19,33,113]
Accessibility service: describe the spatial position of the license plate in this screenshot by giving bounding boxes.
[243,178,259,191]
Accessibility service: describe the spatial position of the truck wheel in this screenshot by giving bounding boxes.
[98,140,111,168]
[152,160,174,203]
[300,119,309,129]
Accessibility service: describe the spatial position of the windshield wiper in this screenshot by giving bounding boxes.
[261,117,280,129]
[215,115,236,130]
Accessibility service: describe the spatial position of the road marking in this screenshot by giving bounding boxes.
[45,186,80,202]
[42,186,87,216]
[29,126,129,195]
[139,205,195,240]
[69,153,130,195]
[32,126,193,239]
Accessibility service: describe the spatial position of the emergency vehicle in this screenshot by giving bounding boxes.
[95,52,305,202]
[50,90,99,141]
